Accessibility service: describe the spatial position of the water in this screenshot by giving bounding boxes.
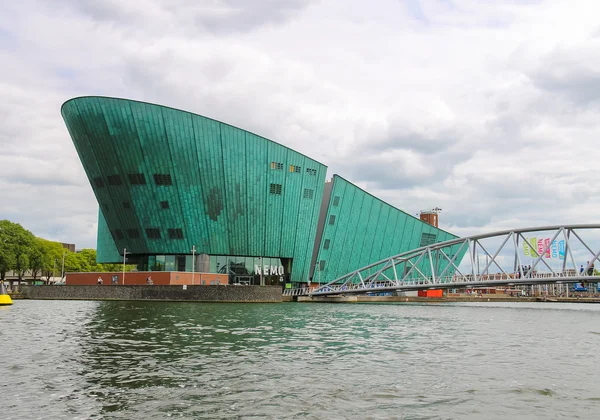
[1,300,600,419]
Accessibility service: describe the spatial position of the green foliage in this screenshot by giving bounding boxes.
[0,220,138,280]
[0,220,35,280]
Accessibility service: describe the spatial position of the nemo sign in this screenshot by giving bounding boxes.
[254,265,285,276]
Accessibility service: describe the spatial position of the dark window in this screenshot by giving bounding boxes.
[168,228,184,240]
[127,229,140,239]
[103,203,110,213]
[128,173,146,185]
[333,196,340,206]
[329,215,336,225]
[145,228,161,239]
[319,260,326,271]
[107,175,122,186]
[122,201,130,209]
[160,201,169,209]
[270,162,283,170]
[153,173,172,185]
[306,168,317,176]
[269,183,282,195]
[289,165,301,173]
[324,239,330,250]
[420,233,437,247]
[303,188,314,199]
[94,177,105,188]
[114,229,124,240]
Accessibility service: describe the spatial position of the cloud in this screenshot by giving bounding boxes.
[63,0,315,35]
[2,0,600,250]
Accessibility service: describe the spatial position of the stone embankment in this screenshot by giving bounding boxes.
[16,285,282,303]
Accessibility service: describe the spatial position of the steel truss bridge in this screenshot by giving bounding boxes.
[284,225,600,297]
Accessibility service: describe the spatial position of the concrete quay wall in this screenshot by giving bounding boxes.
[18,285,282,303]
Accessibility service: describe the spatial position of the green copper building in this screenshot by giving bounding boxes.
[62,96,460,286]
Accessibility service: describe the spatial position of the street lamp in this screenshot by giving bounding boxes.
[60,251,66,280]
[122,248,130,285]
[259,256,263,286]
[191,245,196,285]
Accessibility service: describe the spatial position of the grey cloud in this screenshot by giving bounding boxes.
[532,68,600,105]
[529,43,600,106]
[66,0,314,34]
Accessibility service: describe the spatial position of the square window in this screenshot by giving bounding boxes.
[160,201,169,209]
[303,188,314,199]
[128,173,146,185]
[127,229,140,239]
[94,177,105,188]
[107,175,122,186]
[114,229,124,240]
[168,228,184,239]
[123,201,130,209]
[270,183,282,195]
[145,228,161,239]
[153,173,172,186]
[333,196,340,206]
[329,215,336,225]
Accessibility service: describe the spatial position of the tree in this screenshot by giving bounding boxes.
[28,238,45,281]
[39,240,67,283]
[0,220,34,285]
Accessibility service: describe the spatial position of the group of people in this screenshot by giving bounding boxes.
[514,265,533,279]
[96,276,153,284]
[579,262,595,276]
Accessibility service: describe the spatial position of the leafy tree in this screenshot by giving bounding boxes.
[0,220,34,284]
[39,240,68,282]
[28,238,45,281]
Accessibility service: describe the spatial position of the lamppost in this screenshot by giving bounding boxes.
[53,258,57,283]
[259,256,263,286]
[122,248,129,285]
[191,245,196,285]
[60,251,66,280]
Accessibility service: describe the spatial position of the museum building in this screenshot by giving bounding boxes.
[62,96,461,287]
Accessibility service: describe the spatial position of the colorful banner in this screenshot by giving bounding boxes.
[530,237,537,256]
[523,237,565,259]
[551,240,558,258]
[559,240,565,260]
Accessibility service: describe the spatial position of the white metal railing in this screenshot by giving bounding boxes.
[282,287,312,296]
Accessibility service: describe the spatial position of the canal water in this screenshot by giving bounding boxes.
[1,300,600,419]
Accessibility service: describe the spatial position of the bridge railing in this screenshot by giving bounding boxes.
[297,270,597,296]
[282,287,312,297]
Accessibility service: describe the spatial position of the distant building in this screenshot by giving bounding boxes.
[62,96,463,287]
[61,243,76,253]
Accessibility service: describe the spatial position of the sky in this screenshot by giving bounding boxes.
[1,0,600,250]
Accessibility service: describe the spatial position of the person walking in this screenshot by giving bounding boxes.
[97,276,103,285]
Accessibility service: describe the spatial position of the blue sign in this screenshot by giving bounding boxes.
[558,240,565,260]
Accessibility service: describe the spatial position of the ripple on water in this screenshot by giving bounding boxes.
[2,301,600,419]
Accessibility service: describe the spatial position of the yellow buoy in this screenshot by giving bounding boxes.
[0,282,13,306]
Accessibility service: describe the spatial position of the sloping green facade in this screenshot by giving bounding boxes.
[313,176,463,282]
[62,96,327,283]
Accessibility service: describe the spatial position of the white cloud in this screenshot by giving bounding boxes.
[1,0,600,249]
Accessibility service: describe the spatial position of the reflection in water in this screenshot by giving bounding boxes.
[2,300,600,419]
